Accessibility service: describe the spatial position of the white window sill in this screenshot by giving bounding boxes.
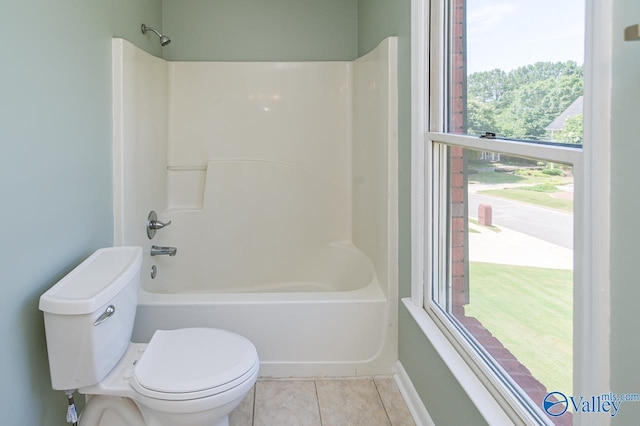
[402,297,515,426]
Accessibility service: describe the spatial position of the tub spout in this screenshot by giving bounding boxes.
[150,245,177,256]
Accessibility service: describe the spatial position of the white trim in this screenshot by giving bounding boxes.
[426,132,582,164]
[395,360,436,426]
[402,298,515,426]
[411,0,427,306]
[428,0,445,133]
[574,1,612,424]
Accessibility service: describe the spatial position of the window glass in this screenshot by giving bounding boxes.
[449,0,585,144]
[432,144,574,423]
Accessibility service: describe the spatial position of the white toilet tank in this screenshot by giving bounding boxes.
[39,247,143,391]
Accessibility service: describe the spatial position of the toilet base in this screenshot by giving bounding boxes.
[136,394,242,426]
[80,395,236,426]
[80,396,145,426]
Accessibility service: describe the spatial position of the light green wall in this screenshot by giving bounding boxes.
[358,0,486,423]
[0,1,161,424]
[400,309,489,425]
[610,0,640,423]
[161,0,358,61]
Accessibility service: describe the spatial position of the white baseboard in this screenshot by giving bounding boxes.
[394,360,436,426]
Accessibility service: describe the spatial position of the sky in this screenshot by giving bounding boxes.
[466,0,585,73]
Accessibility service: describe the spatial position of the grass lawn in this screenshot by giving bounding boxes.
[465,262,573,394]
[468,171,531,185]
[468,170,572,186]
[469,218,501,233]
[479,188,573,212]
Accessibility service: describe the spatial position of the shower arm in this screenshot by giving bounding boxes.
[141,24,171,46]
[141,24,162,38]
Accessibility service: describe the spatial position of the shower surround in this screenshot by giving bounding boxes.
[112,38,398,376]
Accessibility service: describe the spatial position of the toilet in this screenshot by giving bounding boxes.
[39,246,259,426]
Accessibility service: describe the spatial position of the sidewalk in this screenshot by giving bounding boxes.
[468,221,572,270]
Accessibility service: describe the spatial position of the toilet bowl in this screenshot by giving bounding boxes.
[39,247,259,426]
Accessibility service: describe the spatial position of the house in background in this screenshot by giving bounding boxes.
[1,1,638,424]
[546,96,584,143]
[546,96,584,134]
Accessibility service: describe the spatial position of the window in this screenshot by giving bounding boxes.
[429,142,578,424]
[408,0,609,424]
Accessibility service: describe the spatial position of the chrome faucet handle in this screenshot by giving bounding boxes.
[149,219,172,230]
[146,211,172,239]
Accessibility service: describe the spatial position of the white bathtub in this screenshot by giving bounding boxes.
[115,37,399,377]
[132,243,395,377]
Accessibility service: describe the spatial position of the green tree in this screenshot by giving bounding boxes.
[497,74,583,140]
[467,99,497,134]
[465,61,583,142]
[468,69,508,103]
[506,61,582,88]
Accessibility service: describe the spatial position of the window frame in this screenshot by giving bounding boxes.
[409,0,612,424]
[427,141,581,424]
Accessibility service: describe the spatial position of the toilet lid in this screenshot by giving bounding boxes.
[132,328,258,396]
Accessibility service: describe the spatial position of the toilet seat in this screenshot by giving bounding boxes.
[131,328,259,401]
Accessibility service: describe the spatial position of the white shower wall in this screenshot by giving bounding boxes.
[352,39,398,298]
[113,38,397,297]
[167,61,352,193]
[162,61,353,287]
[112,39,168,247]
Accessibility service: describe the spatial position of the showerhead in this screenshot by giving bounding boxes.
[141,24,171,46]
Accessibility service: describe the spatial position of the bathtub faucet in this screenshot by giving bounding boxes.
[150,245,177,257]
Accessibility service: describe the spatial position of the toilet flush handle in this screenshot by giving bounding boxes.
[93,305,115,326]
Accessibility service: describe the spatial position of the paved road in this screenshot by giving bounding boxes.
[468,191,573,249]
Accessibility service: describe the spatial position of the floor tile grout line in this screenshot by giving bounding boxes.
[314,380,324,426]
[251,384,256,426]
[373,377,394,426]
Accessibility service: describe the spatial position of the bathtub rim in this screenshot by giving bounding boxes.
[137,273,386,305]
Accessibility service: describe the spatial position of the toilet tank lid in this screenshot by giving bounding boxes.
[39,247,143,315]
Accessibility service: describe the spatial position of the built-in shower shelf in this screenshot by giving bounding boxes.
[167,165,207,211]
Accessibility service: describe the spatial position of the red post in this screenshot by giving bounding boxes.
[478,204,492,226]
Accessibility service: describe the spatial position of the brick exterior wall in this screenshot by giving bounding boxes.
[450,0,469,313]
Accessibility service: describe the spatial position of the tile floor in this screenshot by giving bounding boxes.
[229,377,416,426]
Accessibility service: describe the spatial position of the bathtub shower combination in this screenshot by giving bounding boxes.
[112,38,398,377]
